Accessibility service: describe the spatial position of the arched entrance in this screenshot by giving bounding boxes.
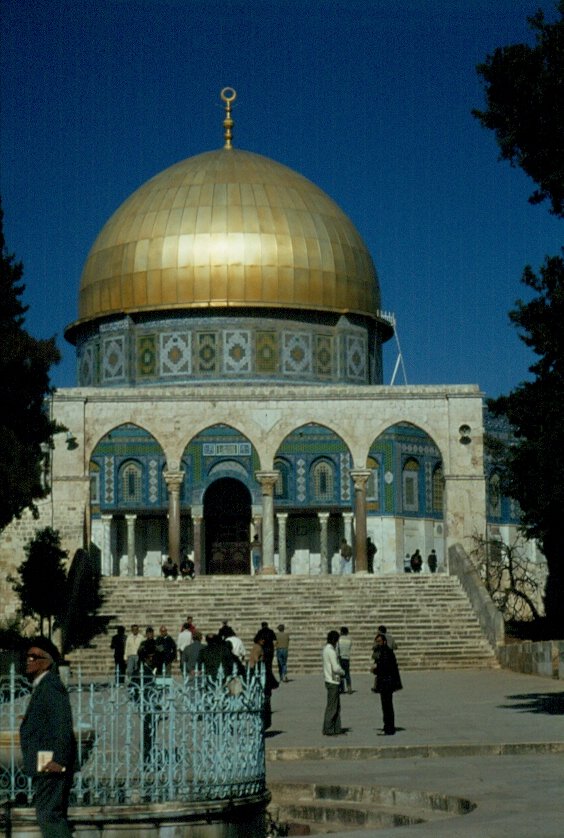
[204,478,252,574]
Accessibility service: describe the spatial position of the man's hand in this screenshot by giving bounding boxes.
[42,760,66,773]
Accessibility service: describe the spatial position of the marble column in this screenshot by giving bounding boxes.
[276,513,288,575]
[164,470,185,568]
[351,469,371,573]
[255,471,279,575]
[318,512,330,575]
[125,514,137,577]
[101,514,113,576]
[343,512,354,547]
[192,506,203,576]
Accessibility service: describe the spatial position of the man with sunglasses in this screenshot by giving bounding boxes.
[20,636,76,837]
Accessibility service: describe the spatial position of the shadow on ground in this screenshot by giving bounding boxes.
[501,692,564,715]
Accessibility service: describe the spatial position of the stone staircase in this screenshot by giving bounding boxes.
[68,575,499,679]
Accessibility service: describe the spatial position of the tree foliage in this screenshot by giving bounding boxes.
[473,1,564,218]
[11,527,68,638]
[0,201,62,531]
[489,255,564,626]
[11,531,109,653]
[475,4,564,630]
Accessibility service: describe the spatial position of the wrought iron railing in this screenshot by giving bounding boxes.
[0,665,266,807]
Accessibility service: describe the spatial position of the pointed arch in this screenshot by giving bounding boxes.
[274,422,353,507]
[182,423,261,506]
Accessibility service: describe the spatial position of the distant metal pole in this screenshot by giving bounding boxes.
[389,317,408,385]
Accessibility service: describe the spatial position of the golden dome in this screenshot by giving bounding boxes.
[68,147,382,337]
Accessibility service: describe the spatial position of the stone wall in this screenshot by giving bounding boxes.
[0,497,85,625]
[498,640,564,679]
[449,543,505,651]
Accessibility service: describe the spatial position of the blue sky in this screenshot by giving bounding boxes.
[1,0,562,396]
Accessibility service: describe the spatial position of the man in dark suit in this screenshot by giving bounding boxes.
[20,636,76,837]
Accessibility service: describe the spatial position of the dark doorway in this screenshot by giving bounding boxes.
[204,478,252,574]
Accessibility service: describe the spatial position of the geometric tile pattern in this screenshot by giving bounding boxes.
[282,332,312,375]
[148,458,159,504]
[224,330,251,373]
[101,336,126,383]
[315,334,333,377]
[256,331,278,373]
[425,461,433,511]
[137,334,156,378]
[340,452,351,501]
[79,343,96,386]
[196,332,218,373]
[345,334,366,381]
[160,333,192,377]
[77,317,381,385]
[104,456,115,504]
[296,458,307,502]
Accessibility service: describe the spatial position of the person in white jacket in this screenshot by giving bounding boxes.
[322,630,346,735]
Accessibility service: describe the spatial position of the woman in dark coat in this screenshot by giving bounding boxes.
[372,632,402,735]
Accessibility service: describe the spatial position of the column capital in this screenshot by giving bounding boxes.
[350,469,372,489]
[276,512,289,522]
[164,469,185,492]
[318,511,330,522]
[255,471,279,495]
[125,513,137,522]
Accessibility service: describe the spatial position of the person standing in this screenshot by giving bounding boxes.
[154,625,177,675]
[124,624,142,680]
[337,626,352,694]
[322,630,345,736]
[339,539,353,574]
[251,534,262,574]
[218,618,231,640]
[410,549,423,573]
[275,624,290,682]
[182,629,204,674]
[110,625,126,683]
[20,637,77,837]
[372,632,402,735]
[223,626,247,665]
[427,549,438,573]
[177,621,193,669]
[366,538,377,573]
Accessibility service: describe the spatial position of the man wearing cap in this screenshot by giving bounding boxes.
[20,636,77,837]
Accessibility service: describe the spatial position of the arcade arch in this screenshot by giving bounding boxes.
[365,421,445,574]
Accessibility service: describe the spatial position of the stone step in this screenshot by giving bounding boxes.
[68,575,498,678]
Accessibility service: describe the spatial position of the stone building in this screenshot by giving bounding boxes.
[1,89,533,618]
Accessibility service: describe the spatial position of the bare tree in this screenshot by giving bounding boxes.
[470,533,543,622]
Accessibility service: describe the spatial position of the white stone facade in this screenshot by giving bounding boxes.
[0,381,487,621]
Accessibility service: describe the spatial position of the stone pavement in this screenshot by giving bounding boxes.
[265,669,564,837]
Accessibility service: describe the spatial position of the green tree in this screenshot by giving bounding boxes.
[489,256,564,627]
[12,527,68,638]
[0,200,61,532]
[474,4,564,630]
[473,2,564,218]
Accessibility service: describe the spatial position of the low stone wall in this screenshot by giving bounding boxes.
[3,797,269,837]
[498,640,564,678]
[448,543,505,651]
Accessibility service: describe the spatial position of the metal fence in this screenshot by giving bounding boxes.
[0,665,266,807]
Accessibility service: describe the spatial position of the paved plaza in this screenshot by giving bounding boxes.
[266,668,564,837]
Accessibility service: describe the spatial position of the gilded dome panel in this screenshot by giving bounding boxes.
[72,148,382,331]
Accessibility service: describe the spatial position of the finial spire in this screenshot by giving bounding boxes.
[220,87,237,149]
